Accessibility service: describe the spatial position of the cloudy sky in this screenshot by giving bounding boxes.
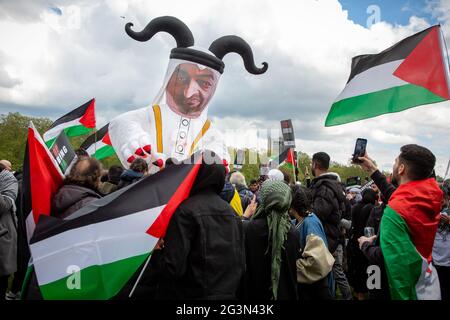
[0,0,449,176]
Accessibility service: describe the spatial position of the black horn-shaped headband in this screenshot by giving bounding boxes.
[126,16,268,75]
[125,16,194,48]
[209,36,268,75]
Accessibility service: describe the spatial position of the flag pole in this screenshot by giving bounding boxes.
[439,25,450,95]
[94,127,97,157]
[291,148,296,184]
[128,252,153,298]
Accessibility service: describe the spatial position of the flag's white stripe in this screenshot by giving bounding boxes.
[335,60,408,102]
[25,210,36,243]
[415,257,441,300]
[86,141,107,156]
[30,205,163,285]
[43,118,81,142]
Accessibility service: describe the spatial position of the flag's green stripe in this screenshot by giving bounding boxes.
[45,138,56,148]
[93,145,115,160]
[39,252,150,300]
[45,125,93,147]
[325,84,446,126]
[20,265,35,300]
[380,206,422,300]
[64,124,93,137]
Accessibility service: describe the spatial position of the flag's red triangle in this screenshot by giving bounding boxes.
[394,26,450,99]
[102,132,112,146]
[28,127,64,224]
[79,98,96,128]
[147,156,202,238]
[287,148,295,166]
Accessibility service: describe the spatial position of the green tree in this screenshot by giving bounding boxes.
[0,112,53,170]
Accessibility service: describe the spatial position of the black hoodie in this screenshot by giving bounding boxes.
[309,173,346,254]
[151,154,245,300]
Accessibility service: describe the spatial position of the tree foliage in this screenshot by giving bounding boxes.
[0,112,53,171]
[0,112,120,171]
[1,112,395,182]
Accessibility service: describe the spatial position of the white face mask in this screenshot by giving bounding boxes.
[154,60,220,119]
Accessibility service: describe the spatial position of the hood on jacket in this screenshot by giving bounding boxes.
[51,184,101,216]
[120,169,144,182]
[190,151,226,196]
[220,181,235,203]
[311,172,341,186]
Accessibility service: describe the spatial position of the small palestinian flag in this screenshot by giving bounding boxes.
[285,148,296,169]
[269,147,296,169]
[380,178,443,300]
[22,122,64,242]
[44,98,96,147]
[79,123,115,160]
[326,25,450,126]
[28,154,202,299]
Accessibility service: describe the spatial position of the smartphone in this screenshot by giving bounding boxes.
[352,138,367,163]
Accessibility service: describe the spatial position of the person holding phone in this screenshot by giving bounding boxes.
[356,144,443,300]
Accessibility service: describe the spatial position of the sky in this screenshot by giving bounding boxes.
[0,0,449,176]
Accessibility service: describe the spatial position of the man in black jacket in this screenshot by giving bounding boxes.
[151,152,245,300]
[308,152,351,300]
[356,152,396,300]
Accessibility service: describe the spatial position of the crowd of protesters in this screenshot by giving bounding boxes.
[0,143,449,300]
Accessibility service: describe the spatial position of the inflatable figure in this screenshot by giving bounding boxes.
[109,16,268,170]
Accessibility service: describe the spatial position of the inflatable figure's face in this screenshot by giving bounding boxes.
[165,62,219,118]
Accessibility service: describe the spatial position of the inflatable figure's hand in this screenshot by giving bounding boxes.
[120,133,153,164]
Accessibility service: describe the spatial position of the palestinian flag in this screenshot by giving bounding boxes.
[269,147,288,169]
[79,123,115,160]
[28,154,202,299]
[43,98,96,147]
[380,178,443,300]
[326,25,450,126]
[269,147,296,169]
[285,148,296,169]
[22,122,64,242]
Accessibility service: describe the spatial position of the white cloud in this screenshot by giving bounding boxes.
[0,0,449,176]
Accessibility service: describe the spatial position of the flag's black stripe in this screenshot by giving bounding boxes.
[347,25,436,83]
[271,147,289,168]
[49,99,94,129]
[21,142,32,221]
[79,123,109,150]
[29,163,195,244]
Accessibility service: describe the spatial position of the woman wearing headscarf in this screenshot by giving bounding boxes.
[0,163,18,298]
[242,180,299,300]
[290,185,334,300]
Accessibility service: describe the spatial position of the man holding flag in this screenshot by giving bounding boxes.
[357,145,443,299]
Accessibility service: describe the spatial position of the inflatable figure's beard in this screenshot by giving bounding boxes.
[166,91,208,118]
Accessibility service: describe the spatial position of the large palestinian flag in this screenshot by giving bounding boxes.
[43,98,96,147]
[79,123,115,160]
[380,178,443,300]
[326,25,450,126]
[28,155,202,299]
